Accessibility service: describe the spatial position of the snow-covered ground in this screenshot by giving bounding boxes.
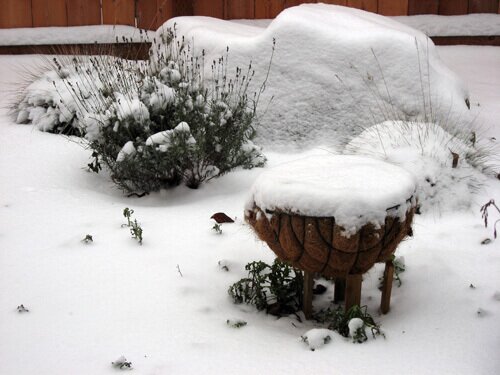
[0,46,499,375]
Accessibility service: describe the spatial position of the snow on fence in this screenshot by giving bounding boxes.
[1,0,499,30]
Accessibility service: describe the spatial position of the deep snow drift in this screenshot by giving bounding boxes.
[153,4,470,149]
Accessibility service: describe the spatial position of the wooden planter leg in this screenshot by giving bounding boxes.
[380,260,394,314]
[303,271,314,319]
[345,274,362,312]
[334,277,346,303]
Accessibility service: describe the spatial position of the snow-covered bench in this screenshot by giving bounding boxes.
[245,155,417,317]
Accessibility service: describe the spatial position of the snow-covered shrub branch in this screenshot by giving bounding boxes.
[16,26,273,193]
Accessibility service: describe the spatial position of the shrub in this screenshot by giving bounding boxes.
[16,27,272,194]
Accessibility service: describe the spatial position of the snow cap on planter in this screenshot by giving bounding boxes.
[152,4,470,150]
[245,155,417,277]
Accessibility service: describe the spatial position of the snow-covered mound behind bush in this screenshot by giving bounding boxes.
[344,121,488,213]
[152,4,470,149]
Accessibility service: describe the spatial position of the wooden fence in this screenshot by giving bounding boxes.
[1,0,499,30]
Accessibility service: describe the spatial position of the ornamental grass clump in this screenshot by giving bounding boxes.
[16,26,272,194]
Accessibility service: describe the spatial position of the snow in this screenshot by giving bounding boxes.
[344,121,490,213]
[246,155,416,235]
[0,25,154,46]
[301,328,335,351]
[114,93,150,123]
[392,14,500,37]
[348,317,365,337]
[1,23,500,375]
[154,4,469,150]
[116,141,136,162]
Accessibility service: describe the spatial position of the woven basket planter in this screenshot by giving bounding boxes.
[245,202,416,278]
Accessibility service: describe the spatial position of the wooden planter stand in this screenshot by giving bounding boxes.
[245,155,417,319]
[302,259,394,319]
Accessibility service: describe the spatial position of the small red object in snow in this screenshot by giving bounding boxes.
[211,212,234,223]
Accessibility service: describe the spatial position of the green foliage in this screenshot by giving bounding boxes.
[480,199,500,239]
[315,305,383,343]
[228,259,303,316]
[212,223,223,234]
[379,255,405,289]
[82,234,93,243]
[392,255,405,287]
[226,319,247,328]
[111,356,132,370]
[17,304,29,313]
[130,219,143,245]
[122,208,143,245]
[85,27,271,194]
[87,151,101,173]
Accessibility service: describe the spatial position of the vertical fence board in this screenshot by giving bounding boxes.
[284,0,317,9]
[255,0,285,18]
[102,0,135,26]
[194,0,224,18]
[156,0,174,28]
[137,0,158,29]
[173,0,193,16]
[67,0,100,26]
[224,0,255,19]
[0,0,32,28]
[408,0,438,14]
[469,0,499,13]
[438,0,468,15]
[378,0,408,15]
[32,0,67,27]
[347,0,378,12]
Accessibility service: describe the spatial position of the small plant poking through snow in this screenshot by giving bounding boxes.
[218,260,229,272]
[111,356,132,370]
[82,234,93,244]
[130,219,143,245]
[228,259,303,316]
[480,199,500,239]
[212,223,223,235]
[315,305,383,343]
[379,255,405,288]
[122,208,143,244]
[226,319,247,328]
[17,304,29,313]
[123,208,134,227]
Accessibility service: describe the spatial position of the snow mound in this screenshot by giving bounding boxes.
[344,121,487,213]
[153,4,469,150]
[301,328,335,351]
[246,155,416,235]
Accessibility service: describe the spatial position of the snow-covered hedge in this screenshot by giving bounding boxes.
[152,4,471,150]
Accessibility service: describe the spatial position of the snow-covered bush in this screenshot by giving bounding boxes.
[16,27,269,193]
[344,121,491,213]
